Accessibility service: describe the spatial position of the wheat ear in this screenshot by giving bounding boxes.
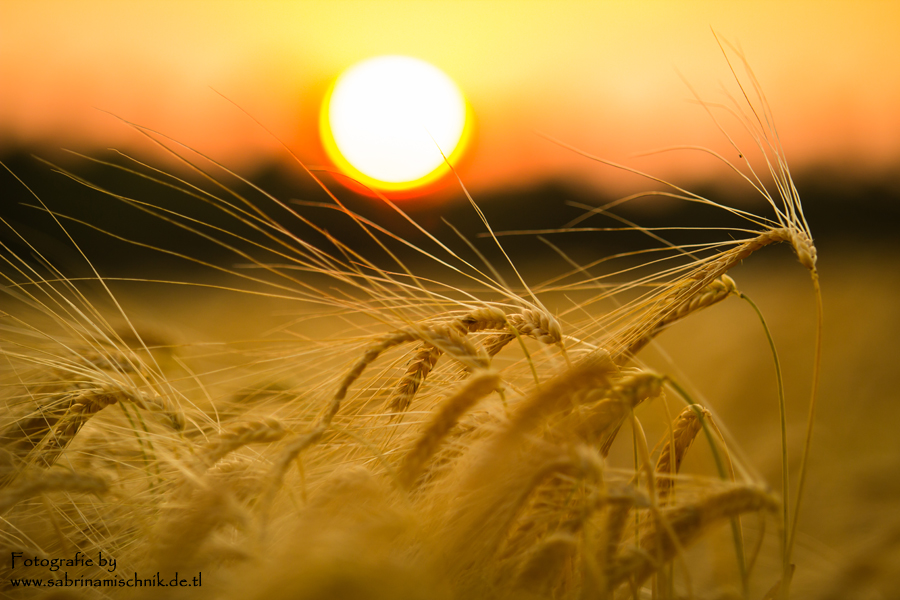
[38,390,120,468]
[512,531,578,595]
[1,384,184,484]
[267,322,489,510]
[200,418,287,468]
[121,388,185,431]
[608,485,778,589]
[1,392,82,471]
[398,369,500,489]
[623,275,738,360]
[0,471,108,514]
[339,322,488,418]
[387,306,507,415]
[555,370,662,446]
[655,405,710,505]
[442,445,602,591]
[605,228,813,361]
[507,350,618,438]
[482,307,562,357]
[2,388,120,477]
[388,343,444,414]
[565,370,663,456]
[456,305,511,333]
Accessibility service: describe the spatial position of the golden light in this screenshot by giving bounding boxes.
[320,55,472,195]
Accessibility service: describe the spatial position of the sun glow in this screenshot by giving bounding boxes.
[320,56,471,195]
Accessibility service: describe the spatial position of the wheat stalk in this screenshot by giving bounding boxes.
[0,471,108,514]
[655,405,710,505]
[512,531,578,595]
[622,275,738,360]
[388,342,444,414]
[268,320,491,498]
[387,306,524,415]
[37,389,120,468]
[608,485,778,589]
[200,418,287,468]
[604,228,814,363]
[482,307,562,357]
[398,369,500,488]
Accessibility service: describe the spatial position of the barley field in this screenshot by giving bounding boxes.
[2,38,900,600]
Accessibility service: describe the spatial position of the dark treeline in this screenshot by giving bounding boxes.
[2,150,897,284]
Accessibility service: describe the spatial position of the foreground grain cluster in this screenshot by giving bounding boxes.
[1,47,830,600]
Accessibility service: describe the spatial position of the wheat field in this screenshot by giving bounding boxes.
[2,44,898,600]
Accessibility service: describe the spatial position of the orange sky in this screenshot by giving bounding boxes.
[2,0,899,196]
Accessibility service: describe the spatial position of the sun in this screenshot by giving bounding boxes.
[320,56,472,195]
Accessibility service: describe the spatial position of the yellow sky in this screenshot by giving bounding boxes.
[2,0,899,194]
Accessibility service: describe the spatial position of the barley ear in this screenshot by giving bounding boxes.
[0,471,108,514]
[482,307,563,357]
[37,390,120,468]
[387,343,443,415]
[655,405,710,505]
[623,275,738,360]
[398,369,500,489]
[512,532,578,595]
[608,485,777,589]
[200,417,287,468]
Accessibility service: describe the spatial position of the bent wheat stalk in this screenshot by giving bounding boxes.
[622,275,738,361]
[0,471,108,514]
[602,228,815,363]
[388,305,560,414]
[398,369,500,489]
[482,307,563,357]
[199,418,287,469]
[264,321,489,513]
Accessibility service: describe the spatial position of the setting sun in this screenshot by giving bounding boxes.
[320,55,471,194]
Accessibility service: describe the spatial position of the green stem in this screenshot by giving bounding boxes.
[740,291,790,588]
[665,376,748,597]
[783,270,824,598]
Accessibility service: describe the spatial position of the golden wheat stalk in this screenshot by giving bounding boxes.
[605,228,815,362]
[339,321,488,413]
[608,485,778,589]
[1,392,79,472]
[388,342,444,414]
[655,405,710,505]
[200,418,287,468]
[1,381,184,487]
[512,531,578,595]
[439,444,603,592]
[505,350,619,438]
[622,275,738,360]
[0,470,107,514]
[482,307,563,357]
[557,370,662,455]
[37,389,120,468]
[387,305,552,414]
[266,321,492,499]
[397,369,500,488]
[1,387,116,479]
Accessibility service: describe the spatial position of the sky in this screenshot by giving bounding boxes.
[2,0,899,197]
